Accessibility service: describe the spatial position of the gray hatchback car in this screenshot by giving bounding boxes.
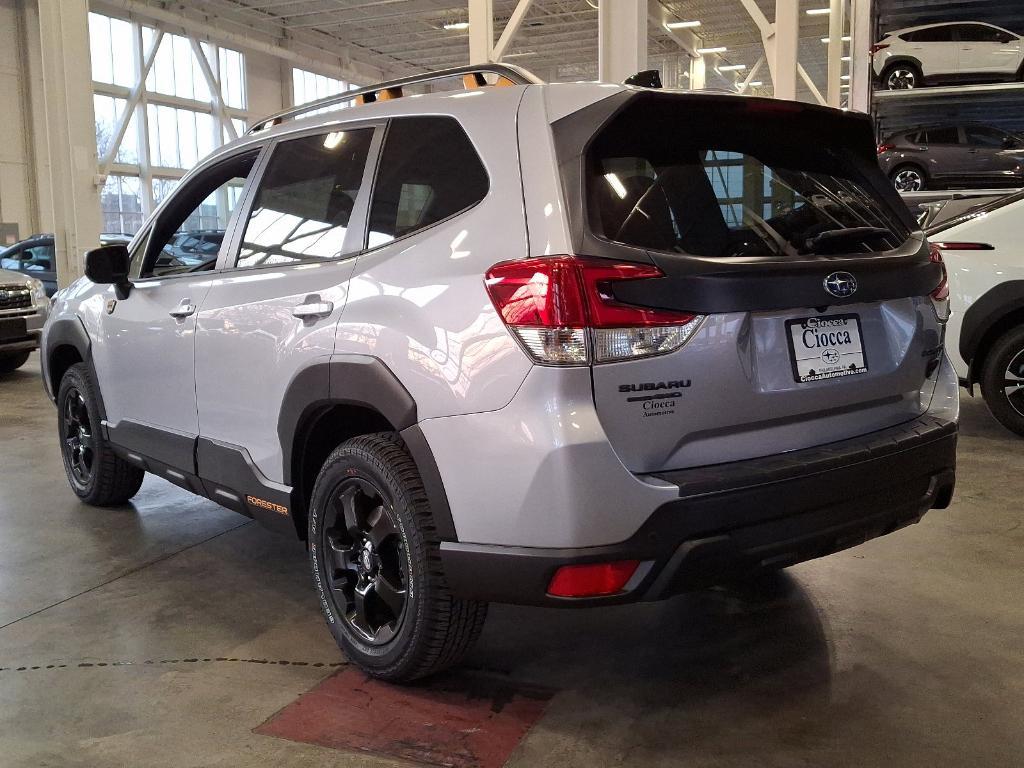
[879,123,1024,192]
[42,65,959,682]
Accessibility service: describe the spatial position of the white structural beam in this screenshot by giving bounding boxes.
[848,0,873,112]
[736,56,766,93]
[598,0,646,83]
[798,64,826,104]
[826,0,846,106]
[772,0,799,100]
[99,29,163,176]
[189,36,239,142]
[37,0,102,285]
[493,0,534,61]
[468,0,494,64]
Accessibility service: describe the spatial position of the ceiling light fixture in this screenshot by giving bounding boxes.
[719,64,747,71]
[697,46,727,54]
[806,8,831,15]
[821,35,851,43]
[443,21,469,30]
[748,81,763,87]
[841,74,850,80]
[666,20,701,29]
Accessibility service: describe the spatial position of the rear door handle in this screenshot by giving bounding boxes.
[292,296,334,320]
[169,298,197,319]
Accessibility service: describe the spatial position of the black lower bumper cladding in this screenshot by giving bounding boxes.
[441,413,957,607]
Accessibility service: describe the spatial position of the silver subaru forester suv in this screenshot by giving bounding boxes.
[42,65,958,682]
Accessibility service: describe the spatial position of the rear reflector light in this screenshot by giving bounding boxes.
[877,143,895,155]
[930,242,994,251]
[485,256,704,365]
[870,43,890,55]
[547,561,640,598]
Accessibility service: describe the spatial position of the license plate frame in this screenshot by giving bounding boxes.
[786,313,868,384]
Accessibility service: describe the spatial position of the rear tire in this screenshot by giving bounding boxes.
[882,62,922,90]
[979,326,1024,437]
[57,363,144,505]
[891,164,927,192]
[308,432,487,682]
[0,351,30,374]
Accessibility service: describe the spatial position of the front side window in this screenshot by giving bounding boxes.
[956,24,1011,43]
[234,128,374,269]
[21,244,55,272]
[367,117,488,248]
[965,126,1007,148]
[585,98,908,258]
[140,151,258,278]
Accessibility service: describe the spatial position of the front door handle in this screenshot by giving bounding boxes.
[292,295,334,320]
[169,298,197,319]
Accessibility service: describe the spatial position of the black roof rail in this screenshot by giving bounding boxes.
[248,63,542,135]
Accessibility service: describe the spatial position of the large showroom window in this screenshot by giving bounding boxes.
[291,67,360,117]
[89,12,249,235]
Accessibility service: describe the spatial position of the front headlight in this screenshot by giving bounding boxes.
[27,278,47,305]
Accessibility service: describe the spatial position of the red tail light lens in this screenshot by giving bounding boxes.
[870,43,890,56]
[485,256,703,365]
[928,243,950,305]
[877,143,895,155]
[547,560,640,598]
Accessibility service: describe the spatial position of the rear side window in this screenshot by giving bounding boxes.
[367,117,488,248]
[236,129,374,268]
[923,127,959,145]
[585,98,909,258]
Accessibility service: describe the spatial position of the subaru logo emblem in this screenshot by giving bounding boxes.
[824,271,858,299]
[0,291,7,300]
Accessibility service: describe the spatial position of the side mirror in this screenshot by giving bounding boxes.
[84,244,131,299]
[1003,136,1019,149]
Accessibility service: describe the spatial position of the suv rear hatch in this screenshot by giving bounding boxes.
[549,91,947,473]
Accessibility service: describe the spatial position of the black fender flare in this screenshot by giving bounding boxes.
[42,316,93,403]
[278,354,456,540]
[960,281,1024,383]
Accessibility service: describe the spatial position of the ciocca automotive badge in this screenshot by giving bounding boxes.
[823,271,858,298]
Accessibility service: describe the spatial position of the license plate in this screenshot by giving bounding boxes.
[786,314,867,383]
[0,317,27,342]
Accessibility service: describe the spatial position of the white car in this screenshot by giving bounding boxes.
[928,190,1024,434]
[873,22,1024,90]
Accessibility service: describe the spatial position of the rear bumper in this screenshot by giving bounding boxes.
[441,412,957,607]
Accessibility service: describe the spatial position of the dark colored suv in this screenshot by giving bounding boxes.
[878,124,1024,192]
[0,233,131,297]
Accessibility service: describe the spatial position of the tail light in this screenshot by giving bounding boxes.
[927,243,950,321]
[484,256,704,365]
[547,560,640,598]
[870,43,890,56]
[877,143,895,155]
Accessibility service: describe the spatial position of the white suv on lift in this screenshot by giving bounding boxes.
[42,65,958,682]
[873,21,1024,90]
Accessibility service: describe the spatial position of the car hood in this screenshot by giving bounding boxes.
[0,268,30,284]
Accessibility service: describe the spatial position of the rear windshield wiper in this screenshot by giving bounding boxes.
[806,227,892,254]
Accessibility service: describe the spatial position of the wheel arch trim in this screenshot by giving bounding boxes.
[960,280,1024,384]
[278,354,457,541]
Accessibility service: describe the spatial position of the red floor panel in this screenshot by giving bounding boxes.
[255,667,554,767]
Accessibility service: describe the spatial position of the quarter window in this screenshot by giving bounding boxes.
[234,128,374,269]
[367,117,488,248]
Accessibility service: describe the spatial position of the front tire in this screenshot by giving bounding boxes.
[891,164,927,192]
[308,433,487,682]
[882,62,922,90]
[980,326,1024,437]
[57,363,144,505]
[0,350,30,374]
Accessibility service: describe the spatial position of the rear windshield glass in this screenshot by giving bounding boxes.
[586,98,910,258]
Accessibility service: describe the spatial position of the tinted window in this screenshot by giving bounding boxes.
[143,152,258,278]
[965,126,1007,148]
[956,24,1011,43]
[235,129,373,268]
[923,127,959,144]
[21,243,55,272]
[367,117,488,247]
[909,26,955,43]
[585,98,907,258]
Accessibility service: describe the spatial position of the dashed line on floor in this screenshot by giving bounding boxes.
[0,657,347,673]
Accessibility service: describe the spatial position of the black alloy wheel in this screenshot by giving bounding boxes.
[980,326,1024,438]
[1001,348,1024,418]
[62,387,94,487]
[321,477,408,645]
[885,65,919,90]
